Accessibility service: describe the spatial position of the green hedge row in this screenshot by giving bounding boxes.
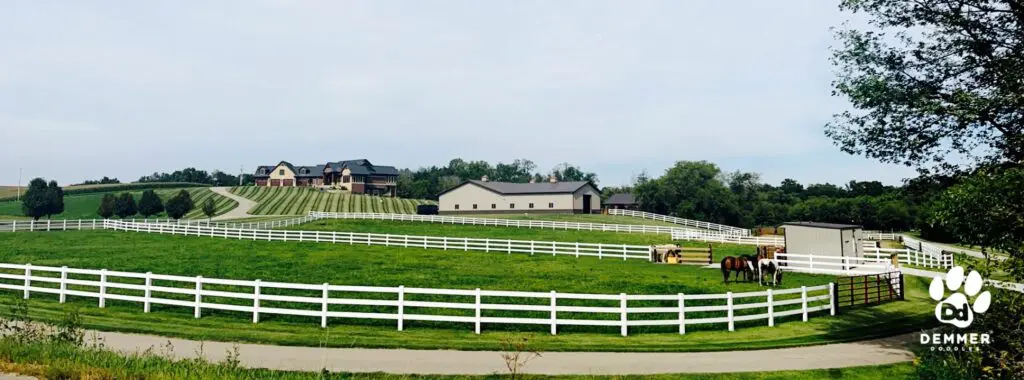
[0,182,210,202]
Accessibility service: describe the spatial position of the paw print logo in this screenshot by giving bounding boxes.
[929,266,991,328]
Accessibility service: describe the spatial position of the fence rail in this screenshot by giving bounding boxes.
[862,231,901,241]
[776,253,892,276]
[102,220,655,260]
[900,235,954,268]
[607,209,750,236]
[0,262,834,336]
[670,230,785,247]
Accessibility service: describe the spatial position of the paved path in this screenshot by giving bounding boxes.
[86,329,915,375]
[210,187,258,221]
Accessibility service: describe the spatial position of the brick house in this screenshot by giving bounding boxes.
[253,159,399,196]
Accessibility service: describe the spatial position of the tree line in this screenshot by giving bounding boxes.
[138,167,253,187]
[396,158,597,200]
[96,190,217,220]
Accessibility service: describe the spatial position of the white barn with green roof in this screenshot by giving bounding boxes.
[437,176,601,215]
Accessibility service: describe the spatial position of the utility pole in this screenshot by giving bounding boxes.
[16,168,22,201]
[239,165,244,186]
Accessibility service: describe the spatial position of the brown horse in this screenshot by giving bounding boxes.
[720,256,753,283]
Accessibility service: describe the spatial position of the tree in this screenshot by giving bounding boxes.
[45,180,64,218]
[829,0,1024,171]
[165,190,194,220]
[778,179,804,195]
[633,161,743,225]
[137,190,164,219]
[20,178,49,220]
[97,194,116,219]
[202,197,217,221]
[113,192,137,219]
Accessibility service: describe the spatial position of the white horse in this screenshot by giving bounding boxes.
[757,258,783,286]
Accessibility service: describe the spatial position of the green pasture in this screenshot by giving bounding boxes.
[0,229,935,352]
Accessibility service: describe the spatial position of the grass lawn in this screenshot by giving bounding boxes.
[0,338,919,379]
[0,187,237,220]
[0,230,935,352]
[231,186,434,215]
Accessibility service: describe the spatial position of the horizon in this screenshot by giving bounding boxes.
[1,1,917,188]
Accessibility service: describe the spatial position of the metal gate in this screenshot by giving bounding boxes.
[833,271,904,313]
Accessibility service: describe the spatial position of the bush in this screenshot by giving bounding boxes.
[416,204,438,215]
[915,290,1023,379]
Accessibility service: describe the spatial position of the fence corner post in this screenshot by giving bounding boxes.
[321,282,329,328]
[253,279,261,323]
[726,291,734,331]
[59,266,68,304]
[767,288,774,327]
[829,282,836,316]
[99,269,108,308]
[22,264,31,299]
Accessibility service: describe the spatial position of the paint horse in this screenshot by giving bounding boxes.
[755,249,784,286]
[720,256,754,283]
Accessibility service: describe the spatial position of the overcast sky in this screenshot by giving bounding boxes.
[0,1,918,188]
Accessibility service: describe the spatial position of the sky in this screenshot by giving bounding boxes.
[0,0,919,188]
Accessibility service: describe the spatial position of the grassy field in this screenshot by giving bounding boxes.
[0,338,919,379]
[0,186,19,199]
[0,229,935,352]
[0,188,237,220]
[231,186,435,215]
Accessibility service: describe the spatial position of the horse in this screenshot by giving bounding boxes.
[720,256,753,283]
[755,249,784,286]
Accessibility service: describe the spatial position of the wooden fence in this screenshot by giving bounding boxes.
[833,271,904,312]
[607,209,750,236]
[0,262,835,336]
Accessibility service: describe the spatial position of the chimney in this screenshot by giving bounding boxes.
[480,175,489,182]
[548,175,558,183]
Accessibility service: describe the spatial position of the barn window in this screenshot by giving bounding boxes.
[509,203,515,209]
[549,202,554,208]
[278,169,284,175]
[529,203,534,209]
[342,175,350,182]
[491,204,496,209]
[455,204,460,210]
[472,204,478,209]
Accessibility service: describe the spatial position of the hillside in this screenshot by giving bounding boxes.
[0,187,236,220]
[230,186,434,215]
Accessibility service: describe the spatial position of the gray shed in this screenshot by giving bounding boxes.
[781,222,864,259]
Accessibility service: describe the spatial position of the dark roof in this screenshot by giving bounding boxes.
[438,180,599,197]
[253,165,275,178]
[782,222,862,230]
[605,193,636,205]
[325,159,399,176]
[294,165,325,178]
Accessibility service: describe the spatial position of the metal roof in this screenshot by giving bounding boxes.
[439,180,598,197]
[781,222,862,230]
[605,193,636,205]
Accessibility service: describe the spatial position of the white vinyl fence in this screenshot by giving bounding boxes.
[0,218,184,232]
[862,231,901,241]
[0,262,835,336]
[103,220,654,260]
[670,230,785,247]
[863,246,952,269]
[899,235,954,268]
[607,209,750,236]
[309,211,695,234]
[776,253,891,276]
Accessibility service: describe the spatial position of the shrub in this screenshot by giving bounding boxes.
[416,204,438,215]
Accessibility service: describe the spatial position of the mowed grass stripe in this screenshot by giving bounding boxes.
[289,189,312,215]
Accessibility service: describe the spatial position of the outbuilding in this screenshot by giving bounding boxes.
[603,193,639,210]
[780,222,864,259]
[437,176,601,215]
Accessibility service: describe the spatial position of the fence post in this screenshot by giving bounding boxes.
[620,293,628,337]
[801,286,808,322]
[675,292,687,335]
[530,241,535,255]
[474,288,481,334]
[507,239,511,255]
[397,285,405,331]
[321,283,330,328]
[767,288,774,327]
[194,276,203,318]
[575,243,580,258]
[99,269,108,308]
[726,291,734,331]
[550,291,557,335]
[253,279,261,323]
[22,264,32,299]
[144,272,152,313]
[623,245,628,261]
[59,266,68,303]
[829,282,836,316]
[899,273,905,300]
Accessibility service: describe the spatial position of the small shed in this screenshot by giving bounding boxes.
[603,193,638,210]
[780,222,863,259]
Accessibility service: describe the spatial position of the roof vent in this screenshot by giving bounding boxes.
[548,175,558,183]
[481,175,489,182]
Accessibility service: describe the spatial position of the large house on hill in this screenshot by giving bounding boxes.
[437,175,601,215]
[254,159,399,196]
